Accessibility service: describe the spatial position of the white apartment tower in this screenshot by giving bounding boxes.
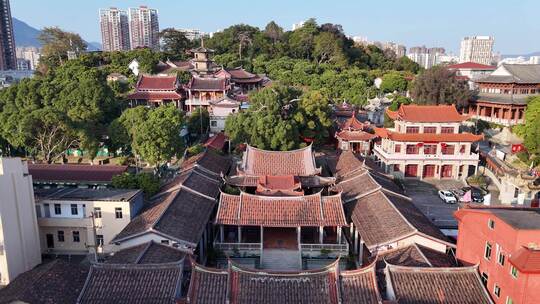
[459,36,494,65]
[99,7,131,51]
[129,6,159,50]
[0,158,41,285]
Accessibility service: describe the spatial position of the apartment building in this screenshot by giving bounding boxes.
[0,0,16,70]
[0,158,41,285]
[99,7,131,51]
[128,6,159,50]
[460,36,495,65]
[34,188,143,254]
[373,104,482,179]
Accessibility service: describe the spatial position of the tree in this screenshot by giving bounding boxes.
[38,27,87,71]
[236,32,253,60]
[160,28,191,59]
[294,90,332,145]
[313,32,347,66]
[132,105,185,165]
[288,18,318,59]
[410,65,474,109]
[515,96,540,156]
[108,106,149,155]
[264,21,283,44]
[187,107,209,135]
[380,71,408,93]
[112,172,160,198]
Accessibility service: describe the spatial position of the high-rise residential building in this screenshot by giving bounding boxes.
[0,0,16,70]
[99,7,131,51]
[0,158,42,285]
[382,42,406,58]
[128,6,159,50]
[459,36,494,65]
[15,47,40,70]
[407,46,446,69]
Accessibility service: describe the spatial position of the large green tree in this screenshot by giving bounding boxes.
[410,65,474,109]
[515,96,540,157]
[380,71,409,93]
[38,27,87,72]
[159,28,192,60]
[293,90,332,145]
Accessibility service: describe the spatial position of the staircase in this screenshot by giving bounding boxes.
[261,249,301,271]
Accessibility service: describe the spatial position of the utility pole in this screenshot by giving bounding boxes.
[88,211,99,262]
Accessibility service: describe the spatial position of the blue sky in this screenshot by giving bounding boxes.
[11,0,540,55]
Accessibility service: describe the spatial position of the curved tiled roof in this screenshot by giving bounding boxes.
[216,191,347,227]
[240,144,321,176]
[185,259,382,304]
[386,104,469,123]
[137,74,178,90]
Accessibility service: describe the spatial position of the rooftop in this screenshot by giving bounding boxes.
[34,188,141,202]
[508,246,540,273]
[239,144,321,177]
[476,92,529,105]
[127,91,182,100]
[376,243,456,270]
[186,260,381,304]
[104,241,186,264]
[339,114,366,131]
[204,132,228,151]
[385,264,493,304]
[447,62,496,70]
[336,130,377,142]
[216,192,347,227]
[137,74,178,90]
[374,127,483,143]
[489,208,540,230]
[77,262,183,304]
[185,76,228,91]
[386,104,469,123]
[28,164,128,184]
[476,64,540,84]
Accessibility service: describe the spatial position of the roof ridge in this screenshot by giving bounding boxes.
[134,241,153,264]
[378,190,418,234]
[412,243,433,267]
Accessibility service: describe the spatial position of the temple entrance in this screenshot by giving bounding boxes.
[263,227,297,249]
[423,165,436,178]
[405,164,418,177]
[441,165,453,178]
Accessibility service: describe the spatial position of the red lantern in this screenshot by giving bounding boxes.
[416,142,424,147]
[511,144,524,153]
[441,143,447,148]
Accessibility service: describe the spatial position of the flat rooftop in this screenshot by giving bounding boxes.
[490,208,540,230]
[34,188,141,202]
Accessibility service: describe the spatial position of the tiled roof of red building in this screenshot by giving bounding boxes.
[257,175,301,192]
[0,259,89,304]
[204,132,228,151]
[336,130,377,142]
[180,149,232,179]
[77,262,183,304]
[448,62,496,70]
[104,241,186,264]
[386,104,469,123]
[374,127,483,143]
[28,164,128,183]
[385,264,493,304]
[326,151,368,179]
[240,144,321,176]
[509,246,540,273]
[185,76,228,91]
[216,192,347,227]
[339,114,366,131]
[127,91,182,100]
[186,260,382,304]
[137,74,178,90]
[375,244,457,270]
[226,67,263,83]
[336,170,381,203]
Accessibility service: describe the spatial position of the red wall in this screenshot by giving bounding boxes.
[455,209,540,304]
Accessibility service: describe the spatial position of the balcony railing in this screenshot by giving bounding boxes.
[300,243,348,252]
[214,242,261,251]
[373,146,479,162]
[473,114,524,126]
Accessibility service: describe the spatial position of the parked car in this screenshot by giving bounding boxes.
[450,188,465,200]
[461,187,485,203]
[438,190,457,204]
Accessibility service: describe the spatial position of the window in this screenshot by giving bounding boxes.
[393,164,400,172]
[423,144,437,155]
[161,240,170,245]
[481,272,488,286]
[441,144,455,155]
[210,120,217,127]
[406,145,419,154]
[514,188,519,198]
[73,231,80,242]
[96,235,104,247]
[35,205,42,218]
[441,127,454,133]
[94,207,102,218]
[484,242,492,260]
[115,207,123,219]
[510,265,518,279]
[394,145,401,153]
[494,285,501,298]
[71,204,78,215]
[498,251,505,266]
[488,219,495,229]
[57,230,65,242]
[406,126,419,133]
[423,126,436,133]
[54,204,61,215]
[460,145,466,153]
[506,297,514,304]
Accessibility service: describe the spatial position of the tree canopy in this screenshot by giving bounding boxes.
[515,96,540,157]
[38,27,87,72]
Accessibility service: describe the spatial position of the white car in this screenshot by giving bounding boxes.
[438,190,457,204]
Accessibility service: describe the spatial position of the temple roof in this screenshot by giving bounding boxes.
[385,264,493,304]
[127,91,182,100]
[376,243,457,270]
[226,67,263,83]
[104,241,186,264]
[386,104,469,123]
[239,144,321,177]
[374,127,483,143]
[476,92,529,105]
[185,76,229,91]
[216,192,347,227]
[508,246,540,274]
[476,64,540,84]
[339,114,366,131]
[136,74,178,90]
[28,164,128,184]
[447,62,496,70]
[186,260,381,304]
[336,130,377,142]
[77,262,183,304]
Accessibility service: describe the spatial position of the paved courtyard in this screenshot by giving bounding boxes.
[402,179,466,231]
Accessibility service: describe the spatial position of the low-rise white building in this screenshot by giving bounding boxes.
[209,96,240,135]
[34,188,143,254]
[0,158,42,286]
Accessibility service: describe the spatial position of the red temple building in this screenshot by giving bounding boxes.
[455,206,540,304]
[127,74,182,108]
[469,64,540,126]
[335,113,376,154]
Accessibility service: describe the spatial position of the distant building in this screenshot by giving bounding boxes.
[128,6,159,50]
[15,46,40,70]
[34,188,143,254]
[16,58,30,71]
[460,36,495,65]
[0,0,16,70]
[382,42,406,58]
[99,7,131,51]
[455,206,540,304]
[292,20,305,30]
[0,158,42,285]
[373,104,482,179]
[407,46,446,69]
[177,28,203,41]
[448,61,496,89]
[470,64,540,126]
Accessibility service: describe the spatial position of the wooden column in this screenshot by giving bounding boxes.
[220,225,224,243]
[319,226,324,244]
[237,226,242,243]
[297,227,301,246]
[337,227,342,244]
[354,230,359,254]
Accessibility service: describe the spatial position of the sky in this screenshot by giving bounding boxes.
[10,0,540,55]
